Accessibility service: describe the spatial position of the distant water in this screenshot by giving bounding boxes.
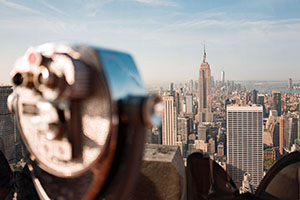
[235,80,300,94]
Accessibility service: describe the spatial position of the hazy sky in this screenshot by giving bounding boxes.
[1,0,300,85]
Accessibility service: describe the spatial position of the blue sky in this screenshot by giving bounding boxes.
[1,0,300,85]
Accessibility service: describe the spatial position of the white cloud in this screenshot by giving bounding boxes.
[129,0,177,6]
[41,0,68,16]
[82,0,114,17]
[0,0,42,15]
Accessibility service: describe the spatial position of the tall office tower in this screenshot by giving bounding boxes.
[257,95,264,105]
[169,82,174,92]
[227,105,263,187]
[251,89,258,104]
[177,117,190,144]
[178,90,184,115]
[194,80,198,91]
[0,86,22,162]
[258,94,266,117]
[198,46,212,122]
[272,90,281,116]
[211,76,215,88]
[162,93,177,145]
[178,117,191,157]
[189,80,193,92]
[185,94,193,114]
[279,115,286,155]
[286,117,298,148]
[175,92,180,116]
[272,122,280,147]
[288,78,293,89]
[246,93,251,104]
[221,70,225,84]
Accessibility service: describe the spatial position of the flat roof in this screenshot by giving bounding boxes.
[227,104,263,111]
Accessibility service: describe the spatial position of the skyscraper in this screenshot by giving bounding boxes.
[251,89,257,104]
[279,115,286,155]
[258,94,266,117]
[162,93,177,145]
[287,117,298,148]
[288,78,293,89]
[188,80,193,92]
[279,114,298,151]
[257,95,264,105]
[198,46,212,122]
[211,76,215,88]
[177,116,191,157]
[185,94,193,114]
[177,117,190,145]
[272,90,281,116]
[169,82,174,92]
[221,70,225,84]
[227,105,263,187]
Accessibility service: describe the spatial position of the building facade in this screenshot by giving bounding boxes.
[288,78,293,89]
[185,94,193,114]
[279,115,286,155]
[227,105,263,187]
[251,89,257,104]
[272,90,281,116]
[198,124,206,141]
[221,70,225,84]
[162,93,177,145]
[198,47,212,122]
[287,117,298,148]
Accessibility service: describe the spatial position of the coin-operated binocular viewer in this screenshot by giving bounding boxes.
[8,43,161,200]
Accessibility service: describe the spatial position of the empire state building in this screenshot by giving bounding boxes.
[198,47,212,122]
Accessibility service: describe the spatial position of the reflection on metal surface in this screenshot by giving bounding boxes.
[97,49,145,100]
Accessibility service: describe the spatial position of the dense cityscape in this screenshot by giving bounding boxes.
[1,0,300,199]
[145,47,300,192]
[1,46,300,197]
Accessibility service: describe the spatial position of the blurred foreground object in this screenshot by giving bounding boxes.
[0,150,12,200]
[256,151,300,200]
[130,144,186,200]
[7,43,161,200]
[185,151,300,200]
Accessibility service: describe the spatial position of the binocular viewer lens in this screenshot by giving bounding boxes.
[9,44,113,177]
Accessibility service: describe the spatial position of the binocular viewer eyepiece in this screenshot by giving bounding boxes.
[8,43,162,200]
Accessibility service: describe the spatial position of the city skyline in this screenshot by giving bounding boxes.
[1,0,300,85]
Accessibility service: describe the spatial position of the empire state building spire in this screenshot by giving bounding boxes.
[203,44,206,63]
[203,45,206,63]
